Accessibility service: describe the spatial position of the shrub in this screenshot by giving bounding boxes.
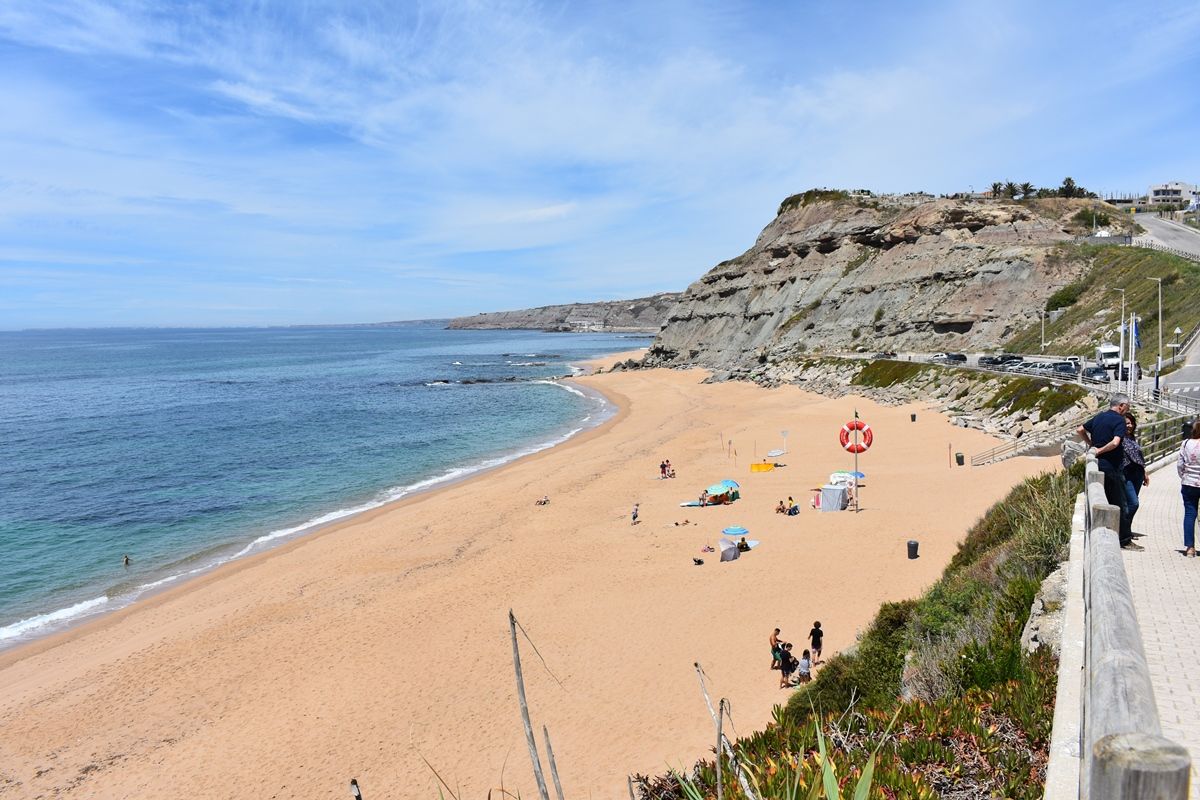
[778,188,851,215]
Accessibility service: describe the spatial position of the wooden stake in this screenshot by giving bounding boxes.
[510,610,551,800]
[542,725,565,800]
[716,699,725,800]
[694,663,760,800]
[627,775,636,800]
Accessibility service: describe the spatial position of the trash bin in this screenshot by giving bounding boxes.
[907,540,919,559]
[955,452,965,466]
[910,413,917,422]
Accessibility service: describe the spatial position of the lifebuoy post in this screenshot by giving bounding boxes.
[837,410,873,512]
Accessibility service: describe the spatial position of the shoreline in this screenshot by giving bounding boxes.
[0,348,644,658]
[0,361,1054,798]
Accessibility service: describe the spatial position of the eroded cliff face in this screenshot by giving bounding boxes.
[645,196,1096,370]
[447,292,682,333]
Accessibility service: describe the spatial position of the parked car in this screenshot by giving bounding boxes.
[1051,362,1078,376]
[944,353,968,363]
[1119,364,1143,381]
[1081,366,1109,383]
[872,351,897,359]
[997,354,1024,365]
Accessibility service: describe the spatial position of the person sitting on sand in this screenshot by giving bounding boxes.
[737,537,751,552]
[776,500,786,514]
[535,495,550,506]
[665,459,674,478]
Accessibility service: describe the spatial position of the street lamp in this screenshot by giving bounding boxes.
[1148,277,1163,394]
[1110,288,1127,382]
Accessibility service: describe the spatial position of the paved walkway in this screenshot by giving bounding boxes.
[1123,461,1199,797]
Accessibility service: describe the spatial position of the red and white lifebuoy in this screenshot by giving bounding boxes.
[839,419,873,453]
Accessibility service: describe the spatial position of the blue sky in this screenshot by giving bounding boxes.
[2,1,1199,329]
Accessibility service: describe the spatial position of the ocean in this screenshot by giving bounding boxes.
[0,323,647,647]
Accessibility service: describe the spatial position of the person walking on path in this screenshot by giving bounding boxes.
[1179,419,1200,558]
[1078,394,1141,550]
[1121,413,1149,536]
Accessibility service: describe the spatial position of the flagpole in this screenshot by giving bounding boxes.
[853,408,860,513]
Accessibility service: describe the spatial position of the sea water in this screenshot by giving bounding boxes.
[0,323,647,647]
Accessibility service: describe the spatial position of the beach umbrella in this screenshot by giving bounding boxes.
[719,479,740,488]
[832,470,866,479]
[722,525,750,536]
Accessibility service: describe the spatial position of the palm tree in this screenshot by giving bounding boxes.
[1004,181,1020,199]
[991,181,1004,198]
[1019,182,1035,199]
[1059,177,1079,198]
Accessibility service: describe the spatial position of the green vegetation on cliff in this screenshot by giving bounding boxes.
[1005,244,1200,356]
[638,466,1082,799]
[777,189,850,215]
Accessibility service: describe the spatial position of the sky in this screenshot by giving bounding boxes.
[2,1,1200,329]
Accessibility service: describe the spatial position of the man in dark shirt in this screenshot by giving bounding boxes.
[1078,394,1141,550]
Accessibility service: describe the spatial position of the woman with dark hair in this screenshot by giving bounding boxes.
[1121,413,1149,535]
[1180,419,1200,558]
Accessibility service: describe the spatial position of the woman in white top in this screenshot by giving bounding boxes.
[1179,419,1200,558]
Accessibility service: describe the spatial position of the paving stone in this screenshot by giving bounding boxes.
[1123,464,1200,798]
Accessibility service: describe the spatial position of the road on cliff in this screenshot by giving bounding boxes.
[1135,214,1200,259]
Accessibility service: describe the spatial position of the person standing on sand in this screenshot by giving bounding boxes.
[769,628,782,670]
[1078,394,1140,551]
[631,503,639,525]
[779,643,797,688]
[660,460,667,479]
[1179,419,1200,558]
[797,649,812,683]
[808,621,823,663]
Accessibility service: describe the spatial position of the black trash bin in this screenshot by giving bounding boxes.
[910,413,917,422]
[955,452,965,466]
[907,540,919,559]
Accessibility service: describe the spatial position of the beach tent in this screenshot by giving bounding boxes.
[722,525,750,537]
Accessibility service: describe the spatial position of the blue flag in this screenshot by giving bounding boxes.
[1134,317,1141,349]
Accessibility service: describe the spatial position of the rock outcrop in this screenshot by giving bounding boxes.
[447,293,682,333]
[643,194,1111,370]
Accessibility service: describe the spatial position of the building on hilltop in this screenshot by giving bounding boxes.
[1147,180,1198,207]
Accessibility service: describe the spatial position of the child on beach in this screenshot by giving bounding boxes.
[808,621,823,663]
[797,649,812,683]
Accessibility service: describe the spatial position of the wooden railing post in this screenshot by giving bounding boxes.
[1077,455,1192,799]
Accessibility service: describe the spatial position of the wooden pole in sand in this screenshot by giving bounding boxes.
[693,662,760,800]
[542,725,565,800]
[509,610,551,800]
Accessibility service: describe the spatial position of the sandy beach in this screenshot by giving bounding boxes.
[0,355,1055,799]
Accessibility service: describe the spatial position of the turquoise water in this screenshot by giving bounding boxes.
[0,324,646,646]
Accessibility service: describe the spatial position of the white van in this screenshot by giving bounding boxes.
[1095,343,1121,368]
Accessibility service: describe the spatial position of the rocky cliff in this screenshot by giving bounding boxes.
[644,193,1122,371]
[447,292,682,333]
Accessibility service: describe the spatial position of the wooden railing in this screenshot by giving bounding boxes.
[1050,457,1193,798]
